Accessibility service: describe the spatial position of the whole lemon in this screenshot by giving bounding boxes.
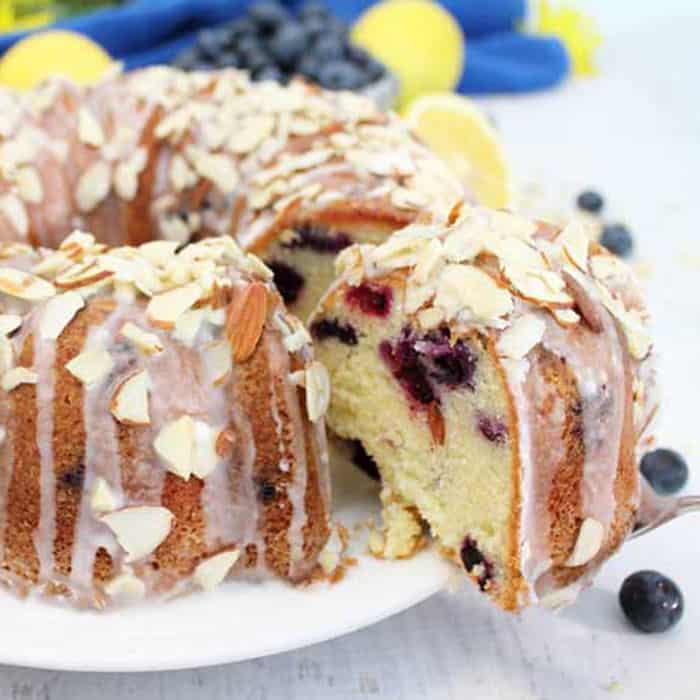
[351,0,465,111]
[0,30,114,90]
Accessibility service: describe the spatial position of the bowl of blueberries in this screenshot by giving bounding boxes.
[173,1,399,110]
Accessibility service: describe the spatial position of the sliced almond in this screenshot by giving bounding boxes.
[138,240,179,267]
[16,166,43,204]
[66,347,114,386]
[78,108,105,147]
[154,415,195,480]
[0,337,13,373]
[0,314,21,336]
[562,269,603,333]
[497,314,546,360]
[228,115,275,154]
[192,420,220,479]
[564,517,604,567]
[558,221,590,272]
[169,153,197,192]
[39,291,84,340]
[0,194,29,238]
[186,147,239,195]
[104,571,146,601]
[226,282,268,363]
[90,477,119,514]
[305,360,330,423]
[76,160,112,213]
[146,282,201,329]
[119,322,163,355]
[204,339,232,385]
[101,506,174,563]
[435,264,513,323]
[173,308,205,346]
[114,148,147,201]
[193,549,240,591]
[109,370,150,425]
[1,366,37,391]
[390,186,429,211]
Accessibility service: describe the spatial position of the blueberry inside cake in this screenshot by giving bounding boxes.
[311,204,657,610]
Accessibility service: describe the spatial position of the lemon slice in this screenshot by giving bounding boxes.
[0,30,114,90]
[351,0,465,111]
[405,93,511,209]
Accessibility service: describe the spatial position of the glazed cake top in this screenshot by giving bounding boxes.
[0,66,465,248]
[0,230,328,415]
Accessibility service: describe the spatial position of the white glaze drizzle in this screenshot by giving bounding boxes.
[33,319,57,584]
[69,305,128,594]
[266,332,308,577]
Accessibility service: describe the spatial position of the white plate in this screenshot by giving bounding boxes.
[0,443,451,672]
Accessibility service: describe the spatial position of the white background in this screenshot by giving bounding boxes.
[2,1,700,697]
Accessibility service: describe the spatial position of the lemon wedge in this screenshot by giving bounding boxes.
[405,93,511,209]
[351,0,465,111]
[0,30,114,90]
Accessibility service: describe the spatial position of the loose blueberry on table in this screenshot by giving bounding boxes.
[599,222,633,257]
[619,570,684,633]
[640,448,689,496]
[576,189,605,214]
[172,0,386,91]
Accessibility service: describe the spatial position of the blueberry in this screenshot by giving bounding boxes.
[640,448,689,496]
[235,35,264,56]
[268,23,307,68]
[253,65,285,83]
[296,53,323,81]
[173,47,202,71]
[213,50,240,69]
[312,34,345,62]
[197,27,230,59]
[268,260,304,303]
[248,1,290,35]
[257,479,277,503]
[239,47,271,72]
[619,570,684,633]
[600,223,633,257]
[318,60,367,90]
[576,189,604,214]
[310,317,358,346]
[345,283,393,317]
[364,56,386,82]
[298,1,330,21]
[301,14,328,40]
[224,18,257,42]
[351,440,380,481]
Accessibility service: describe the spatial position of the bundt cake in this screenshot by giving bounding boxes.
[310,204,657,610]
[0,231,331,607]
[0,66,465,321]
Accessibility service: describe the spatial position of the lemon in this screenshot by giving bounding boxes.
[0,30,114,90]
[351,0,465,111]
[405,93,511,209]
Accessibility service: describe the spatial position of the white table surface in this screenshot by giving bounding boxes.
[2,3,699,699]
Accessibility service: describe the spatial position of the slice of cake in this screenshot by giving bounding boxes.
[310,204,657,610]
[0,232,331,607]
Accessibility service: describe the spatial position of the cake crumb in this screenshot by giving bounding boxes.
[367,488,426,559]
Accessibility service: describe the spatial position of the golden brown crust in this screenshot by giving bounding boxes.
[235,333,292,578]
[126,106,163,247]
[490,339,527,612]
[3,335,40,583]
[51,303,109,577]
[533,347,585,578]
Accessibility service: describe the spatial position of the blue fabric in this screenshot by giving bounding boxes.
[0,0,570,94]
